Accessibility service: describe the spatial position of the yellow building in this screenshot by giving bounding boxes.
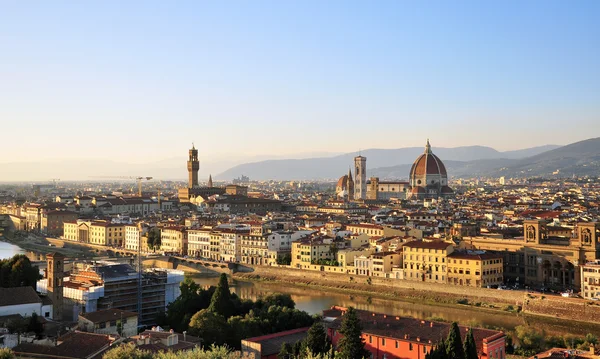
[160,227,187,255]
[337,247,375,268]
[63,220,124,246]
[291,236,334,269]
[371,251,402,278]
[447,251,503,287]
[89,222,124,246]
[402,240,454,284]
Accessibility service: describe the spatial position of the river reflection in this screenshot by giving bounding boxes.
[0,241,26,259]
[193,276,600,337]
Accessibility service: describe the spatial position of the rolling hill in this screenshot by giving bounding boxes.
[216,144,562,180]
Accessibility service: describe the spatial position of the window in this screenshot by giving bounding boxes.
[395,341,399,348]
[369,336,372,344]
[382,338,386,346]
[409,343,413,351]
[110,320,117,327]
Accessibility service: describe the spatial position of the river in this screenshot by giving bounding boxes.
[192,276,600,337]
[0,240,26,260]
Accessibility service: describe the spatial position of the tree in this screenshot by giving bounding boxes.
[514,326,545,357]
[277,253,292,266]
[146,228,161,252]
[305,321,329,356]
[102,344,153,359]
[463,329,478,359]
[336,307,370,359]
[278,342,293,359]
[188,309,229,347]
[0,348,15,359]
[208,274,234,318]
[161,277,215,332]
[27,312,44,336]
[445,322,465,359]
[0,255,41,289]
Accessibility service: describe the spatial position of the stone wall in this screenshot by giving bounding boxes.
[242,265,600,325]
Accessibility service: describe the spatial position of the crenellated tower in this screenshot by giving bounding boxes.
[187,144,199,188]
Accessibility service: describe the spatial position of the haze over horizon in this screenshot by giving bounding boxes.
[1,1,599,174]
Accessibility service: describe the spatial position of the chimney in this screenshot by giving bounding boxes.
[383,314,387,318]
[430,322,433,328]
[372,313,376,317]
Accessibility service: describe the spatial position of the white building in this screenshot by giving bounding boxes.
[0,287,54,320]
[187,228,212,258]
[125,225,141,251]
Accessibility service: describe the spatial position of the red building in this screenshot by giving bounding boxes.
[324,306,505,359]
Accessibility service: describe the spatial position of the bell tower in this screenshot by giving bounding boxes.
[187,144,199,188]
[354,155,366,200]
[46,252,65,321]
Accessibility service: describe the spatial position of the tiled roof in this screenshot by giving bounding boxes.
[0,287,41,307]
[403,240,452,250]
[329,309,502,354]
[13,331,113,359]
[80,309,138,324]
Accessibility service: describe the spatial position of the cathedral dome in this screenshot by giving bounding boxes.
[409,140,452,199]
[336,175,349,189]
[410,142,447,179]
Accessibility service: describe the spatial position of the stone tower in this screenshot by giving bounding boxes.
[354,155,367,200]
[46,252,65,321]
[208,174,213,188]
[187,144,199,188]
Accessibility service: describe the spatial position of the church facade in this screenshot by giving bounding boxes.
[335,140,453,201]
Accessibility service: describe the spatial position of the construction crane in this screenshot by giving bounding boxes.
[89,176,153,196]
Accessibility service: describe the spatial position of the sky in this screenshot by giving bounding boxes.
[1,0,599,167]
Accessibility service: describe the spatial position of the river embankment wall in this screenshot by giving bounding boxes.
[236,265,600,325]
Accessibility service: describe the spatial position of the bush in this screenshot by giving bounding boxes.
[456,298,469,305]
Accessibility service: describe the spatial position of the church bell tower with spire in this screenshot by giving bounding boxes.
[187,144,199,188]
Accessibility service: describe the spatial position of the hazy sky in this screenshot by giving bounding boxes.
[1,0,599,164]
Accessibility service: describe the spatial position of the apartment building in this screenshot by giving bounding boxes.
[160,227,188,255]
[447,251,504,287]
[41,210,78,236]
[402,240,454,284]
[187,228,212,258]
[291,236,335,269]
[221,228,248,262]
[581,260,600,300]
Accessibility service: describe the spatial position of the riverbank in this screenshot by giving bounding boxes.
[234,265,600,327]
[1,232,108,259]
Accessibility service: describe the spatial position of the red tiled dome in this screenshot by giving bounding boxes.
[336,175,349,188]
[410,141,447,178]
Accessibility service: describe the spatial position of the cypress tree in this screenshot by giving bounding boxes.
[305,321,329,355]
[207,274,234,318]
[337,307,370,359]
[446,322,465,359]
[464,329,478,359]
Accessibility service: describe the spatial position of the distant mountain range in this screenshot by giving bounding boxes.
[3,139,599,182]
[215,144,566,180]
